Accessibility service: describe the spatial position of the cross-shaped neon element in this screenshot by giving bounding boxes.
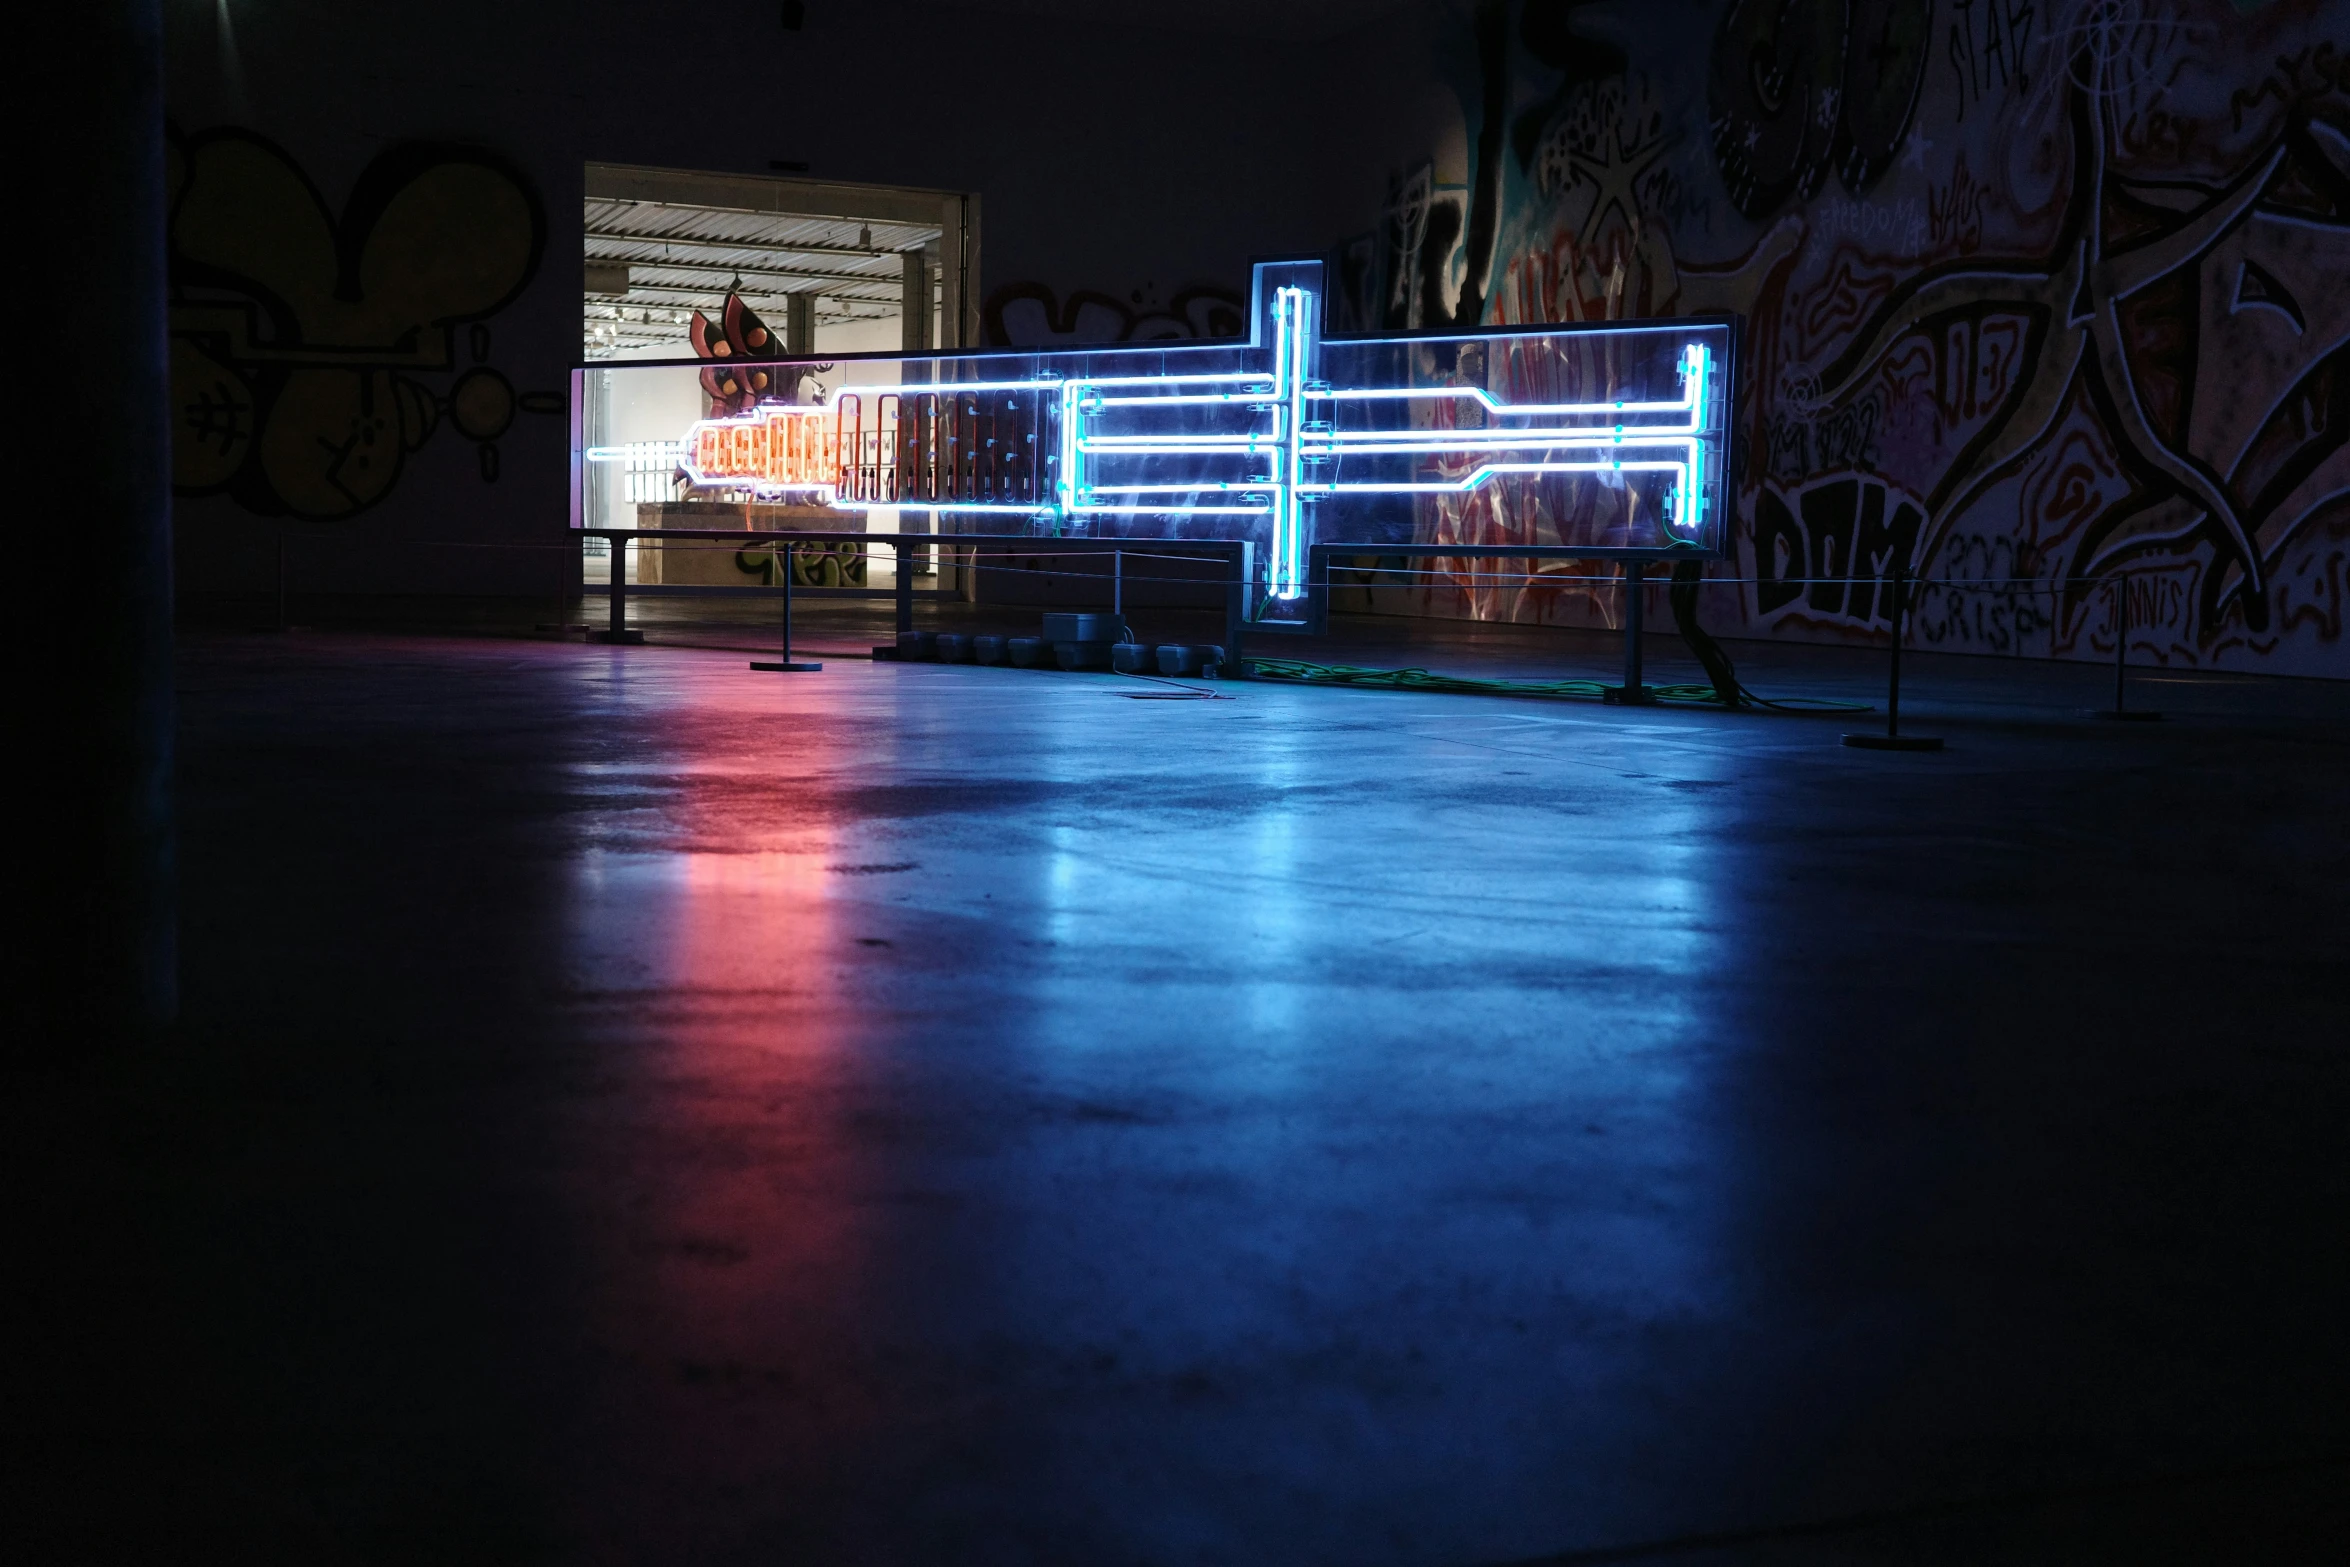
[1061,273,1715,599]
[625,260,1727,604]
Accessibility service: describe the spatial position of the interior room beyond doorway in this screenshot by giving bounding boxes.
[579,162,979,596]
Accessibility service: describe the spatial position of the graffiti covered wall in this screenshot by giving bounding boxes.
[159,0,1356,601]
[168,127,560,520]
[1333,0,2350,674]
[980,279,1247,345]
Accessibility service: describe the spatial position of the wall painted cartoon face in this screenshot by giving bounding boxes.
[165,128,550,518]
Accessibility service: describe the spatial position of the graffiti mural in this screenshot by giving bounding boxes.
[981,281,1245,346]
[167,127,560,518]
[1709,0,1938,216]
[1335,0,2350,675]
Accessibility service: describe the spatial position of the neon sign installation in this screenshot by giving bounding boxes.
[585,259,1734,600]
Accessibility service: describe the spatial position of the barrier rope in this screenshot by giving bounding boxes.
[283,536,2161,718]
[405,536,2147,598]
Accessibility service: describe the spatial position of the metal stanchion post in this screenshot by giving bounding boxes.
[752,544,821,672]
[1844,560,1942,751]
[1224,544,1247,674]
[895,534,916,633]
[2114,587,2126,708]
[595,530,643,644]
[610,539,624,638]
[871,533,920,659]
[1603,559,1656,704]
[2089,574,2161,721]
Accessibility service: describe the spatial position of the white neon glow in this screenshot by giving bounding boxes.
[1054,337,1717,583]
[1078,372,1275,388]
[585,442,684,462]
[1311,386,1696,416]
[1275,285,1310,599]
[1295,460,1692,495]
[1084,391,1275,408]
[650,294,1720,580]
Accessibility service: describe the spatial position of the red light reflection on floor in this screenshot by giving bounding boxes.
[562,682,901,1506]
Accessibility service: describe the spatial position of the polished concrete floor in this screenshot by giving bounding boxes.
[9,615,2349,1564]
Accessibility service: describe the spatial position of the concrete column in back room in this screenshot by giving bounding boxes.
[10,0,176,1057]
[903,249,931,352]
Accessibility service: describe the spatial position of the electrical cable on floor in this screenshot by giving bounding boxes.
[1243,659,1699,704]
[1669,557,1748,708]
[1659,557,1865,710]
[1240,659,1869,711]
[565,538,1915,711]
[1111,669,1233,700]
[1239,563,1873,711]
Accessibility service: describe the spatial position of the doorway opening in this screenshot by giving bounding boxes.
[578,162,980,593]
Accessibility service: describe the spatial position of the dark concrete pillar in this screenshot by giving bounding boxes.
[11,0,175,1055]
[902,250,931,352]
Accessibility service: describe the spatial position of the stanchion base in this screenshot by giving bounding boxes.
[749,661,823,672]
[1843,732,1944,751]
[592,629,644,645]
[2086,709,2163,722]
[1600,684,1658,705]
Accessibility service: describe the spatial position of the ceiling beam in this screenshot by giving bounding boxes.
[584,226,929,259]
[588,280,904,305]
[591,256,907,288]
[584,165,956,226]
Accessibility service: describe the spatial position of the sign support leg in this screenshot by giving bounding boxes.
[1603,561,1657,705]
[752,546,821,672]
[2090,575,2161,721]
[1844,561,1941,750]
[595,532,643,644]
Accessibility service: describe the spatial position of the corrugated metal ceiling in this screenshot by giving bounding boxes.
[583,197,942,359]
